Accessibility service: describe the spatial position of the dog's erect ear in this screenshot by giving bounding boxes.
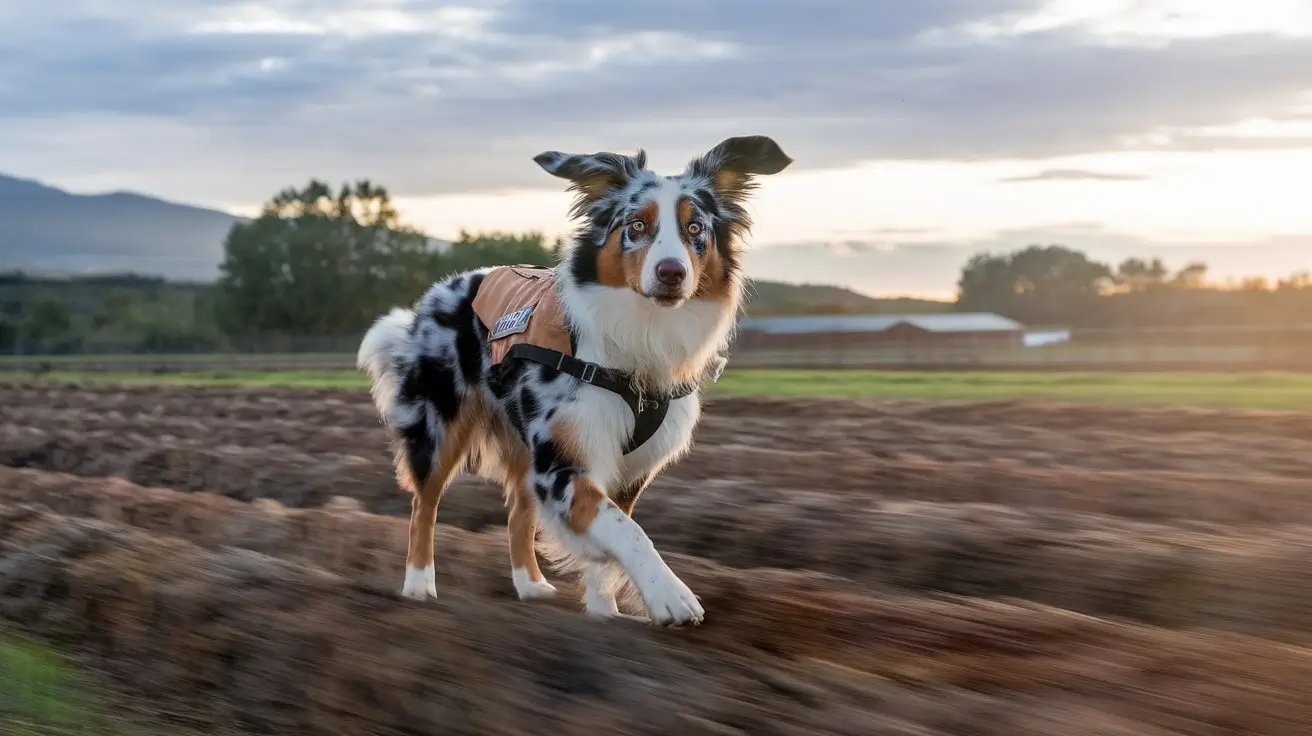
[691,135,793,195]
[533,149,647,202]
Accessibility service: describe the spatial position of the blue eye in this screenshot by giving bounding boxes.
[629,220,646,234]
[686,221,702,236]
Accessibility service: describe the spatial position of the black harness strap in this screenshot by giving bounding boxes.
[504,343,698,455]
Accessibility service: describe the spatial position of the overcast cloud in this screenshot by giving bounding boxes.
[2,0,1312,203]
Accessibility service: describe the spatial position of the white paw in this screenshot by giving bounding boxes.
[401,564,437,601]
[638,570,704,627]
[511,567,558,600]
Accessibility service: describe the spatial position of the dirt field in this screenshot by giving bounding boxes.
[3,381,1312,735]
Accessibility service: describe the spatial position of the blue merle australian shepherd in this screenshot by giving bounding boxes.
[357,135,791,626]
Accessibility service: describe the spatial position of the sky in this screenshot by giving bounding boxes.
[2,0,1311,298]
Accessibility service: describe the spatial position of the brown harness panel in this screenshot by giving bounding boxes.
[472,266,572,367]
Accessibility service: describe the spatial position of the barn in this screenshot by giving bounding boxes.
[735,313,1026,351]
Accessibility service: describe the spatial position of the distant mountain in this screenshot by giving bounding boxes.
[0,173,240,281]
[744,279,950,315]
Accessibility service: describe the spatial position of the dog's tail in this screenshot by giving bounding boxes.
[357,307,416,429]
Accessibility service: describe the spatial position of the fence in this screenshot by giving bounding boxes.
[3,322,1312,373]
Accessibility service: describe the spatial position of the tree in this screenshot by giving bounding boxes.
[1239,276,1270,292]
[1115,257,1168,291]
[1276,271,1312,291]
[215,180,435,336]
[956,245,1113,324]
[26,294,72,340]
[436,230,559,276]
[1172,262,1209,290]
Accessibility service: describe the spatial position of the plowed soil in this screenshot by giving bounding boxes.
[3,381,1312,735]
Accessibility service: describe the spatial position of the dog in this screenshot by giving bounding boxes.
[357,135,791,626]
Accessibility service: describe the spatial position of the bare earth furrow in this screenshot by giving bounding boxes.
[4,407,397,458]
[4,466,1311,641]
[8,382,1312,440]
[13,405,1312,477]
[2,384,377,425]
[5,425,1311,529]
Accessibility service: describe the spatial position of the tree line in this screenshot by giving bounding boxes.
[3,180,1309,354]
[957,244,1312,328]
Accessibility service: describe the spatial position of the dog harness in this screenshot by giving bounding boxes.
[471,264,705,455]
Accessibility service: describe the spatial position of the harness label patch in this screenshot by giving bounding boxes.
[490,305,534,340]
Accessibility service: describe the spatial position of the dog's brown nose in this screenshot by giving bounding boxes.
[655,258,687,287]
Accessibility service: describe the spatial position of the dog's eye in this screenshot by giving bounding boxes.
[686,222,702,236]
[628,220,646,234]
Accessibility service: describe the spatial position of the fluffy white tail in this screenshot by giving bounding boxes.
[356,307,416,427]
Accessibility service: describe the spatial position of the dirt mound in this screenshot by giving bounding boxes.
[4,501,1312,735]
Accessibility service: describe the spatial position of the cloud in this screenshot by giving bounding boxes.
[998,168,1149,182]
[2,0,1312,204]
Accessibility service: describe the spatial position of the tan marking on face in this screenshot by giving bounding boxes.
[677,198,733,302]
[676,198,697,231]
[692,237,733,302]
[596,207,651,295]
[595,226,627,288]
[567,476,606,534]
[632,199,658,230]
[675,199,709,295]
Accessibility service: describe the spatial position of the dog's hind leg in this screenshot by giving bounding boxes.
[396,404,476,601]
[507,480,557,600]
[359,271,497,601]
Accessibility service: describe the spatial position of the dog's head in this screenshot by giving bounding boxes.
[535,135,792,308]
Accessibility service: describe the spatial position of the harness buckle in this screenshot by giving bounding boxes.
[580,363,598,384]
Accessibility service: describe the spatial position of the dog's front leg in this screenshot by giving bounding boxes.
[577,474,655,617]
[551,477,703,626]
[528,437,702,626]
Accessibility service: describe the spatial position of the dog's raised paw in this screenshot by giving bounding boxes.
[640,572,704,627]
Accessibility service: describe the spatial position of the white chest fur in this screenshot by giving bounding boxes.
[556,282,729,493]
[558,388,701,493]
